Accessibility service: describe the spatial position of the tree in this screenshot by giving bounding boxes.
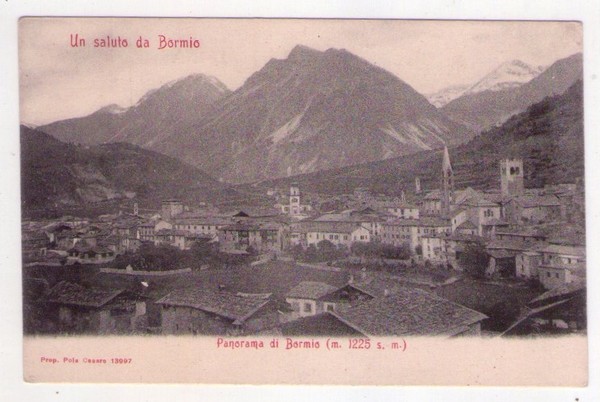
[462,243,489,279]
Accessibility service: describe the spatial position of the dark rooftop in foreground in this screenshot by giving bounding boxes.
[43,281,123,308]
[155,288,270,323]
[332,286,487,337]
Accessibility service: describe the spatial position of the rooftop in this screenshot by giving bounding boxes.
[332,286,487,337]
[511,194,561,208]
[286,281,339,300]
[540,244,585,257]
[43,281,123,308]
[155,288,270,323]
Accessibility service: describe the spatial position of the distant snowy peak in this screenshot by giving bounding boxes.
[427,60,545,107]
[464,60,545,95]
[426,84,471,108]
[97,104,128,114]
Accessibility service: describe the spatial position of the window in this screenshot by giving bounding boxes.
[304,303,312,313]
[547,272,551,278]
[555,273,560,278]
[325,303,335,312]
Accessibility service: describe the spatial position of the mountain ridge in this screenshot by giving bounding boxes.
[441,53,582,132]
[20,125,237,217]
[240,79,584,197]
[153,45,473,183]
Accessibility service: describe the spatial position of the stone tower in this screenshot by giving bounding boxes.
[415,177,421,194]
[133,202,139,216]
[500,159,524,197]
[289,184,301,216]
[440,146,454,215]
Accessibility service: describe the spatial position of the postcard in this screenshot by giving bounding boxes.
[19,17,587,385]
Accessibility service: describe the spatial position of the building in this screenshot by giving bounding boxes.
[330,278,487,337]
[500,159,525,197]
[285,281,339,319]
[138,221,156,242]
[380,217,450,253]
[67,243,115,264]
[155,288,275,335]
[173,216,233,240]
[312,210,384,239]
[537,244,586,289]
[504,195,562,224]
[218,222,284,254]
[305,223,371,248]
[41,281,149,334]
[377,201,420,220]
[443,233,485,269]
[503,282,586,336]
[516,251,543,280]
[280,184,312,219]
[421,233,449,263]
[422,191,442,216]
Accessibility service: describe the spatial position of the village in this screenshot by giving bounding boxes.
[21,148,586,338]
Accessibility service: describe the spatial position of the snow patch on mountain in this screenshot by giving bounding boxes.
[464,60,545,95]
[270,112,304,144]
[426,85,470,108]
[427,60,545,107]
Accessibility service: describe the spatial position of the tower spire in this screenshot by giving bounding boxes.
[442,145,453,175]
[441,145,454,215]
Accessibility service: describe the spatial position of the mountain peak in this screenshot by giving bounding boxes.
[288,45,323,61]
[464,59,544,95]
[96,104,127,114]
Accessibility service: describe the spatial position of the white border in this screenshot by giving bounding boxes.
[1,1,599,401]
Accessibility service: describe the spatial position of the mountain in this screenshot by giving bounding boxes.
[441,53,583,132]
[40,74,231,147]
[241,79,583,197]
[153,45,472,183]
[427,60,544,108]
[20,126,238,217]
[426,84,471,108]
[463,60,544,95]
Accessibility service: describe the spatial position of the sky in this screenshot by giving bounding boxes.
[19,18,582,126]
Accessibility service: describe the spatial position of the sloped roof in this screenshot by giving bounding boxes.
[298,220,367,234]
[501,299,572,336]
[332,287,487,337]
[43,281,122,308]
[382,219,421,227]
[480,218,509,226]
[446,233,486,243]
[529,281,586,305]
[174,216,234,226]
[512,194,561,208]
[424,190,442,200]
[540,244,585,257]
[487,249,518,259]
[457,221,477,230]
[286,281,339,300]
[155,288,269,323]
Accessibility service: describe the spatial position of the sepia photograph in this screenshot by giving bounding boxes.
[12,15,593,387]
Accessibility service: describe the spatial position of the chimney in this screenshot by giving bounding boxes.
[384,288,390,297]
[348,274,354,284]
